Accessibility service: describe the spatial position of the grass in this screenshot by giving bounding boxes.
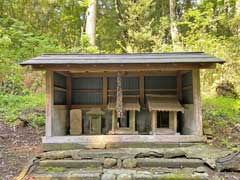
[45,167,65,172]
[202,96,240,150]
[0,93,45,127]
[202,96,240,124]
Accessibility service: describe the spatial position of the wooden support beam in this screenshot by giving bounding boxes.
[112,110,116,133]
[176,71,182,102]
[129,111,136,131]
[66,76,72,134]
[102,75,108,105]
[192,69,203,136]
[151,111,157,134]
[32,63,201,72]
[45,71,54,136]
[140,73,145,106]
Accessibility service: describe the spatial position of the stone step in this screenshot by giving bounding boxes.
[39,159,102,168]
[31,168,208,180]
[33,173,101,180]
[137,158,204,168]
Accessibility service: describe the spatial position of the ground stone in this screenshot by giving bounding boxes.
[194,166,207,173]
[101,173,116,180]
[133,173,152,180]
[216,152,240,172]
[117,174,132,180]
[122,158,137,168]
[137,158,204,168]
[163,149,186,158]
[104,158,117,168]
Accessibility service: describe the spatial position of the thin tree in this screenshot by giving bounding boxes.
[86,0,97,46]
[169,0,180,51]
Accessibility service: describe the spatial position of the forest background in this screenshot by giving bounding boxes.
[0,0,240,149]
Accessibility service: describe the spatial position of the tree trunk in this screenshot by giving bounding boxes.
[169,0,180,51]
[236,0,240,16]
[185,0,191,10]
[236,0,240,35]
[86,0,97,46]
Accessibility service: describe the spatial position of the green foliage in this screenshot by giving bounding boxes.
[0,94,45,127]
[203,96,240,123]
[202,96,240,149]
[45,167,65,172]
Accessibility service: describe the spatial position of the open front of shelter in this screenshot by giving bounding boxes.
[20,52,224,150]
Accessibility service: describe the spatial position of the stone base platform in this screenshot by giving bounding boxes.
[18,144,238,180]
[42,135,206,151]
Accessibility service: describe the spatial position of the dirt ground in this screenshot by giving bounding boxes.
[0,121,44,180]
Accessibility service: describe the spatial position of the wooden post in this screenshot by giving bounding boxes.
[66,76,72,134]
[103,75,108,105]
[151,111,157,134]
[130,111,136,131]
[140,73,145,106]
[192,69,203,136]
[176,71,182,102]
[173,112,177,133]
[46,71,54,136]
[111,110,116,133]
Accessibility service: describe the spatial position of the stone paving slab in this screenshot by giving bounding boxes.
[39,159,103,168]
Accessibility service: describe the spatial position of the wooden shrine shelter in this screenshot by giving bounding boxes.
[20,52,224,150]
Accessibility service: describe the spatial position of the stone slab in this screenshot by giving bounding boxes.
[39,159,102,168]
[137,158,204,168]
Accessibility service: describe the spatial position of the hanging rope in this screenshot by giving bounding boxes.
[116,72,123,119]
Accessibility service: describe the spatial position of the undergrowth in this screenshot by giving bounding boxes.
[202,96,240,150]
[0,93,45,128]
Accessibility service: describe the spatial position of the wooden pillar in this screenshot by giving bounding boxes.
[192,69,203,136]
[151,111,157,134]
[173,112,177,133]
[103,75,108,105]
[46,71,54,136]
[176,71,182,102]
[129,111,136,131]
[66,75,71,134]
[140,73,145,106]
[111,110,116,133]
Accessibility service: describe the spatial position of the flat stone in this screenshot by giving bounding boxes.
[101,173,116,180]
[117,174,132,180]
[104,158,117,168]
[32,173,101,180]
[163,149,186,158]
[70,109,82,135]
[135,151,163,158]
[117,159,122,168]
[216,152,240,172]
[122,159,137,168]
[39,159,102,168]
[133,173,152,180]
[194,166,207,173]
[137,158,204,168]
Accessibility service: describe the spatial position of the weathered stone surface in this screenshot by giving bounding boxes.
[104,158,117,168]
[122,159,137,168]
[216,152,240,172]
[39,159,102,168]
[194,166,207,173]
[70,109,82,135]
[135,151,163,158]
[32,172,101,180]
[183,144,231,168]
[117,159,122,168]
[101,173,116,180]
[133,172,152,180]
[117,174,132,180]
[137,158,204,168]
[163,149,186,158]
